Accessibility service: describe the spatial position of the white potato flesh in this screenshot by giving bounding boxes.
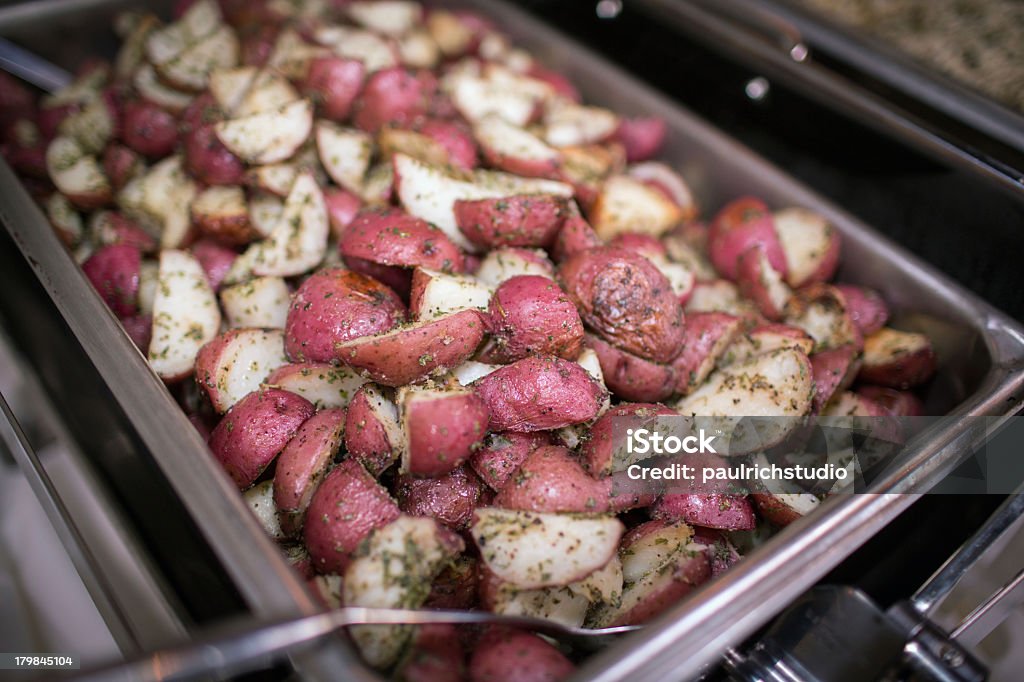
[264,364,368,409]
[685,280,757,317]
[471,508,624,590]
[215,99,313,165]
[591,175,683,240]
[621,522,694,584]
[773,208,833,288]
[785,296,858,352]
[234,69,301,118]
[205,329,288,413]
[474,248,553,287]
[220,276,291,329]
[249,193,283,237]
[427,11,474,57]
[133,63,194,113]
[158,24,239,92]
[347,1,422,36]
[314,25,397,73]
[42,63,108,108]
[243,480,284,541]
[544,100,619,148]
[145,0,221,67]
[148,250,221,380]
[474,114,561,167]
[210,66,258,115]
[490,583,591,628]
[46,136,110,206]
[45,193,83,244]
[137,261,159,317]
[316,122,372,193]
[449,74,538,127]
[453,361,501,386]
[248,162,299,197]
[863,328,931,369]
[411,269,493,319]
[397,30,440,69]
[192,184,249,228]
[628,162,698,217]
[119,155,198,249]
[245,171,328,277]
[268,29,331,80]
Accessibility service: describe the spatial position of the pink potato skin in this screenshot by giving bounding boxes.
[691,527,742,577]
[736,245,789,321]
[191,239,238,291]
[559,246,685,363]
[708,197,786,281]
[671,312,743,395]
[336,309,487,387]
[354,67,436,133]
[121,99,179,158]
[303,458,401,574]
[615,116,667,163]
[550,209,602,263]
[274,408,346,537]
[856,385,925,417]
[581,402,678,477]
[122,314,152,353]
[419,118,478,171]
[181,94,246,186]
[285,268,407,363]
[858,330,937,389]
[396,465,485,530]
[527,64,581,103]
[323,187,363,241]
[454,195,568,249]
[835,284,889,337]
[343,385,398,476]
[82,244,141,318]
[487,275,583,362]
[750,493,808,528]
[395,624,465,682]
[586,333,675,402]
[608,232,668,260]
[208,388,316,489]
[344,256,413,301]
[424,556,479,610]
[493,445,609,513]
[96,212,157,252]
[303,56,365,122]
[468,628,575,682]
[472,355,606,432]
[651,493,757,531]
[340,207,465,273]
[404,390,489,477]
[810,345,861,413]
[102,144,144,191]
[470,431,551,492]
[610,558,711,626]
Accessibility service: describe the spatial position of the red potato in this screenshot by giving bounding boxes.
[470,431,551,492]
[335,309,487,387]
[46,136,111,210]
[750,491,820,528]
[586,333,676,403]
[810,345,861,413]
[264,362,368,411]
[91,211,157,253]
[354,67,436,133]
[419,118,478,170]
[719,323,816,367]
[340,207,465,273]
[45,194,83,248]
[550,208,602,263]
[835,284,890,337]
[208,388,315,489]
[344,384,402,476]
[191,185,258,245]
[82,244,141,318]
[493,445,609,513]
[303,55,365,121]
[527,64,581,103]
[822,390,888,418]
[581,402,678,477]
[400,385,489,477]
[588,175,682,240]
[486,275,583,362]
[856,385,925,417]
[468,628,574,682]
[559,246,685,363]
[859,327,937,389]
[708,196,786,281]
[409,268,492,320]
[736,245,792,321]
[220,275,290,329]
[608,232,667,260]
[195,328,288,413]
[344,257,414,300]
[148,250,221,381]
[184,123,247,186]
[691,527,742,577]
[323,187,363,240]
[396,465,485,529]
[102,143,144,191]
[215,98,314,166]
[615,116,667,163]
[378,124,462,169]
[304,458,401,574]
[395,624,465,682]
[773,207,841,287]
[191,239,238,291]
[651,493,757,531]
[671,312,743,395]
[425,555,479,610]
[454,195,568,249]
[284,268,406,363]
[474,247,555,287]
[120,99,178,158]
[472,355,607,432]
[784,284,862,353]
[627,163,699,224]
[474,114,561,178]
[274,407,345,537]
[122,314,153,353]
[316,121,372,193]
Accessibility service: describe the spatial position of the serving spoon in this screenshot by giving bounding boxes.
[70,607,641,681]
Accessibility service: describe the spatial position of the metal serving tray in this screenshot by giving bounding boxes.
[1,0,1022,680]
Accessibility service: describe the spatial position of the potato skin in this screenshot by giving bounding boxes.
[558,246,684,363]
[181,94,246,186]
[835,284,889,337]
[344,385,398,476]
[424,555,479,610]
[394,624,465,682]
[303,56,365,122]
[419,118,477,171]
[468,628,574,682]
[651,493,756,531]
[303,458,401,574]
[586,333,675,402]
[493,445,609,513]
[121,99,178,158]
[354,67,436,133]
[102,144,144,192]
[671,312,743,395]
[856,385,925,417]
[208,388,316,489]
[858,327,937,389]
[581,403,677,477]
[324,187,363,240]
[285,268,407,363]
[340,207,465,274]
[487,275,583,363]
[396,465,485,530]
[692,527,742,577]
[708,196,786,281]
[404,388,489,477]
[470,431,551,491]
[337,309,487,387]
[82,244,141,317]
[454,195,568,249]
[191,239,237,291]
[472,356,607,432]
[615,116,667,163]
[550,209,601,263]
[274,408,346,537]
[810,345,860,413]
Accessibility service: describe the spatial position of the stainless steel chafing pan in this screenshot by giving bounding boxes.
[0,0,1022,680]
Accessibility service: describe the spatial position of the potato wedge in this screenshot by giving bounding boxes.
[316,121,373,193]
[195,328,289,413]
[220,276,291,329]
[399,384,489,477]
[244,171,328,277]
[148,250,221,381]
[264,362,368,411]
[274,407,345,537]
[215,99,313,165]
